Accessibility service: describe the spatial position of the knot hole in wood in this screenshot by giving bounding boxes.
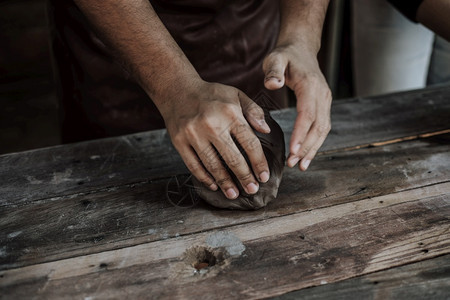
[183,246,224,275]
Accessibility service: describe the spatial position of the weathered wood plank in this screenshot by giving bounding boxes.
[0,132,185,206]
[1,134,449,270]
[274,254,450,300]
[274,85,450,153]
[1,187,448,299]
[0,85,449,205]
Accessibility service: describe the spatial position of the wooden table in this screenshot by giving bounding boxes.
[1,86,449,299]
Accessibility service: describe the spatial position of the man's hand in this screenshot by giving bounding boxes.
[263,44,331,171]
[73,0,271,200]
[164,81,271,199]
[264,0,331,171]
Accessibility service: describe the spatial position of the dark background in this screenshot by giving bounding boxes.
[0,0,59,154]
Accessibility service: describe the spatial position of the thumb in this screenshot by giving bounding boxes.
[263,52,287,90]
[239,92,271,134]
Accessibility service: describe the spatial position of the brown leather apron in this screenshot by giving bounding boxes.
[48,0,287,143]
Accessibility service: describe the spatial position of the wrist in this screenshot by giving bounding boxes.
[145,74,205,119]
[275,37,321,56]
[277,0,328,55]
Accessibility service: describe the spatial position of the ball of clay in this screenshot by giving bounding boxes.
[192,111,285,210]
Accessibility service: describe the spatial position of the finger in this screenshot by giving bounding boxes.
[287,91,317,168]
[298,94,332,170]
[297,120,331,171]
[212,130,261,195]
[238,91,271,134]
[177,145,218,191]
[194,142,241,200]
[231,120,270,183]
[263,52,287,90]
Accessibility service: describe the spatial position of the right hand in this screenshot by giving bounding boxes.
[163,80,271,200]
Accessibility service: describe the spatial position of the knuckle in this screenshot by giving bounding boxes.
[315,123,331,137]
[243,135,260,151]
[267,51,279,59]
[222,103,240,117]
[205,160,223,174]
[248,103,264,117]
[238,172,253,182]
[192,172,212,185]
[254,160,268,172]
[266,68,281,78]
[185,160,203,174]
[265,51,280,63]
[198,177,213,186]
[208,166,222,176]
[255,159,267,170]
[216,176,233,187]
[300,146,310,157]
[183,123,198,139]
[226,156,242,169]
[231,121,247,135]
[171,132,185,146]
[263,53,282,72]
[202,116,218,132]
[310,145,320,155]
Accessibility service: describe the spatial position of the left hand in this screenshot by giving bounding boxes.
[263,43,332,171]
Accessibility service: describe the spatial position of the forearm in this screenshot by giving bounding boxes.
[277,0,330,53]
[417,0,450,41]
[73,0,202,115]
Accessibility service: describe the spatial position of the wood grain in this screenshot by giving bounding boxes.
[1,185,448,299]
[1,86,449,299]
[1,85,449,205]
[1,134,449,270]
[273,84,450,151]
[274,254,450,300]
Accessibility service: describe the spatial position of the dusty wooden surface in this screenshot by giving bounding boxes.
[0,85,449,299]
[275,254,450,300]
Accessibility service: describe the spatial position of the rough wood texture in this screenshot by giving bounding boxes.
[1,134,448,270]
[0,85,449,205]
[0,85,449,299]
[1,186,448,298]
[275,255,450,300]
[274,84,450,151]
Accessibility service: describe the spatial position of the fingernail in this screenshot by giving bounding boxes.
[246,182,259,194]
[226,188,238,199]
[259,171,270,183]
[301,159,311,170]
[209,183,218,191]
[292,144,301,154]
[258,119,271,133]
[288,156,300,167]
